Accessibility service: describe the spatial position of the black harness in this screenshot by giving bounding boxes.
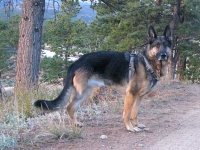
[128,53,158,88]
[128,53,136,81]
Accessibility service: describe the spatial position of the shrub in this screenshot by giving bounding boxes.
[40,56,66,83]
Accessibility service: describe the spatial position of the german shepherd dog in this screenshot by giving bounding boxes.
[34,25,171,132]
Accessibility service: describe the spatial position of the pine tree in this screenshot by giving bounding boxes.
[91,0,200,82]
[0,20,9,70]
[42,0,87,82]
[0,15,20,70]
[15,0,45,94]
[43,0,87,54]
[174,0,200,82]
[91,0,171,52]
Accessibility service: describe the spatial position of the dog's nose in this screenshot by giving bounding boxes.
[160,52,168,60]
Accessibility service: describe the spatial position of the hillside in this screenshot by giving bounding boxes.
[0,1,96,24]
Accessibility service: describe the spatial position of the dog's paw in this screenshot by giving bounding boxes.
[74,121,84,127]
[133,126,143,132]
[126,126,142,132]
[137,123,146,129]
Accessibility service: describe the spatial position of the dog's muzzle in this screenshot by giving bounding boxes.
[158,52,168,61]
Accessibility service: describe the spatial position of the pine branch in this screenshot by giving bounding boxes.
[0,65,11,73]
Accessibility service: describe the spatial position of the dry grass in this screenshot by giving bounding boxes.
[0,85,121,149]
[1,82,182,149]
[0,85,70,149]
[1,81,194,149]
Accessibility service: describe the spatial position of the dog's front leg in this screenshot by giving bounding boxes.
[123,90,140,132]
[130,96,146,131]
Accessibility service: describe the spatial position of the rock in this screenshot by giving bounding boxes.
[100,135,108,140]
[138,143,144,147]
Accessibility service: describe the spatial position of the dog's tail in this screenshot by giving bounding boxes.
[34,73,73,111]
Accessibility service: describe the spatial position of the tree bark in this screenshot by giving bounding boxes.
[15,0,45,93]
[177,57,186,81]
[168,0,184,80]
[155,0,162,6]
[0,72,3,100]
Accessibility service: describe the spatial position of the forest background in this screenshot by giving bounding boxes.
[0,0,199,87]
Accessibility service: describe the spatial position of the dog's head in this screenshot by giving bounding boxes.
[147,25,172,76]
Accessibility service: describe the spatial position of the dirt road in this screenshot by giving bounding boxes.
[147,83,200,150]
[33,83,200,150]
[148,102,200,150]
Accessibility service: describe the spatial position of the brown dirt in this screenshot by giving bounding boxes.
[21,83,200,150]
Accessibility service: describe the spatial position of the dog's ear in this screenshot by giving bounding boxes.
[148,26,157,43]
[163,25,171,41]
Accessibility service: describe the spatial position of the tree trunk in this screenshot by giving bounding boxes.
[0,72,3,100]
[177,57,186,81]
[168,0,184,80]
[155,0,162,6]
[15,0,45,94]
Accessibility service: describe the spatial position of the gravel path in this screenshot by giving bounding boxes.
[149,108,200,150]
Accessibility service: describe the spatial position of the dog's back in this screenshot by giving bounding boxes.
[34,51,129,110]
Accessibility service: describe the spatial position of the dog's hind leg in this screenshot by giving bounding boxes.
[130,96,146,130]
[67,87,92,127]
[67,69,93,126]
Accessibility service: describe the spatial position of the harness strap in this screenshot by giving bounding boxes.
[142,55,153,73]
[128,53,158,88]
[128,53,136,81]
[142,54,158,87]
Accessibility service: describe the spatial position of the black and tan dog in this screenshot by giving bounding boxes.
[34,25,171,132]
